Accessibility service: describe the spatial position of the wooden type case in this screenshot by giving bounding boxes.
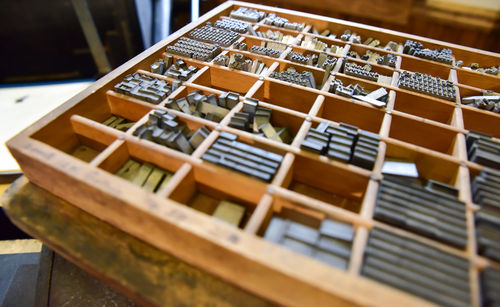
[6,1,500,306]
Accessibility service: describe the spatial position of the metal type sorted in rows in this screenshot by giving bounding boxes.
[470,168,500,262]
[363,228,470,307]
[214,18,251,33]
[165,37,222,61]
[373,175,467,248]
[403,39,453,65]
[300,122,380,170]
[229,7,266,22]
[201,131,283,182]
[398,70,456,101]
[189,22,240,47]
[466,130,500,170]
[264,217,354,270]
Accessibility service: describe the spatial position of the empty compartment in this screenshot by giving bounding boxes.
[388,113,459,155]
[254,79,320,114]
[168,164,267,228]
[282,153,370,213]
[31,115,116,163]
[462,106,500,138]
[97,139,184,193]
[316,94,384,134]
[393,90,455,125]
[259,196,355,270]
[399,55,451,80]
[191,65,259,94]
[457,69,500,92]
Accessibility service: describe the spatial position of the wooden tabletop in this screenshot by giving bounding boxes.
[1,177,273,307]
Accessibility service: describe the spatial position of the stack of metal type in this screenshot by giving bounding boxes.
[228,98,293,144]
[201,131,283,182]
[347,50,396,68]
[374,176,467,248]
[462,94,500,114]
[189,23,240,47]
[150,55,198,81]
[114,73,172,104]
[481,267,500,306]
[300,122,380,170]
[263,13,304,31]
[287,51,337,70]
[115,159,173,193]
[214,18,250,34]
[270,68,316,88]
[166,37,222,61]
[398,70,456,101]
[456,61,500,76]
[403,40,453,65]
[253,29,297,44]
[376,54,397,68]
[361,37,399,52]
[232,41,248,51]
[102,116,135,132]
[300,36,344,55]
[466,131,500,169]
[133,109,210,154]
[249,40,287,58]
[213,53,268,75]
[264,217,354,270]
[229,7,266,22]
[362,228,470,306]
[471,168,500,261]
[165,90,240,123]
[329,79,388,108]
[344,61,380,82]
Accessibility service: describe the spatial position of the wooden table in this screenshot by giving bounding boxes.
[1,177,273,306]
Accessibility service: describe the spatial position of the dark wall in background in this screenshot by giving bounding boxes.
[0,0,143,83]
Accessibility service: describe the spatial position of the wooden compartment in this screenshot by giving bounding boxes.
[253,24,302,44]
[456,69,500,92]
[6,2,500,306]
[273,61,329,90]
[388,113,459,155]
[462,106,500,138]
[384,141,461,186]
[399,55,452,80]
[255,78,321,114]
[97,139,184,194]
[392,90,455,125]
[316,93,385,133]
[191,65,259,94]
[280,153,369,214]
[168,164,264,229]
[230,103,306,145]
[31,114,116,163]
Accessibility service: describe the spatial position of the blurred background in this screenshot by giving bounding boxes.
[0,0,499,83]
